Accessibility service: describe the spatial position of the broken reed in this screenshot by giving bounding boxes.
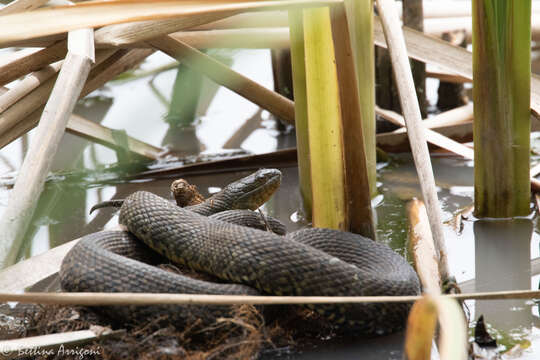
[472,0,531,218]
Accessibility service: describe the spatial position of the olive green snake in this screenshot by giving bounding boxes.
[60,169,421,335]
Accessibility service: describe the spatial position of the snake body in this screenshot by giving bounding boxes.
[60,170,421,335]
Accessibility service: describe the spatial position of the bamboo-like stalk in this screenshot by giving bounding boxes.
[150,35,295,124]
[472,0,531,218]
[0,29,95,269]
[344,0,377,198]
[303,7,347,230]
[376,0,449,281]
[330,3,375,238]
[287,10,311,218]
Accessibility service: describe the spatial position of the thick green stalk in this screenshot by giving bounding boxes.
[303,7,347,230]
[472,0,531,217]
[288,10,312,218]
[344,0,377,198]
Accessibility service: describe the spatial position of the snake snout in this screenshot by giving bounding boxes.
[232,169,282,209]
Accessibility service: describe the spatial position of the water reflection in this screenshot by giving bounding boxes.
[474,218,534,331]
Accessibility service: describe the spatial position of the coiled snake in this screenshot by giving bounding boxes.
[60,169,421,335]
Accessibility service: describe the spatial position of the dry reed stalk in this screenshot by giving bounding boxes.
[195,11,289,30]
[94,11,242,47]
[0,61,63,114]
[8,28,292,50]
[0,0,48,15]
[426,70,471,84]
[0,40,67,87]
[376,106,474,159]
[0,0,341,45]
[2,289,540,306]
[168,28,290,49]
[407,200,442,294]
[67,114,163,160]
[0,49,114,141]
[531,163,540,177]
[390,103,473,134]
[0,49,153,149]
[0,238,80,292]
[376,0,449,281]
[330,4,375,238]
[0,29,96,269]
[150,35,295,124]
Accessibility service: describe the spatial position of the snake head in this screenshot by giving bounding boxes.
[226,168,282,210]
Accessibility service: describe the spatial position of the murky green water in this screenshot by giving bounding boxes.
[1,49,540,359]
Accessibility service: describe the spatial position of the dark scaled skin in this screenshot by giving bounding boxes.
[61,169,421,335]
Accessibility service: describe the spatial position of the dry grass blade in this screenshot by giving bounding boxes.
[0,0,340,45]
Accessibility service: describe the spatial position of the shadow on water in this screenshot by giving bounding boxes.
[474,219,533,331]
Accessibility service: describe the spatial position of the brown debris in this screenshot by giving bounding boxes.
[171,179,205,207]
[0,299,338,360]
